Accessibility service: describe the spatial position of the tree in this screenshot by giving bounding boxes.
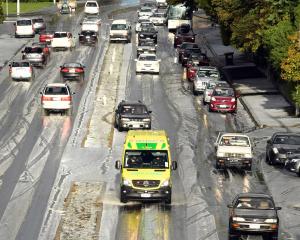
[0,0,5,23]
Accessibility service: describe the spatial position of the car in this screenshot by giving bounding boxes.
[80,19,99,33]
[138,7,154,18]
[265,132,300,165]
[137,39,157,57]
[9,61,34,81]
[84,0,99,15]
[156,0,168,8]
[135,18,152,32]
[215,133,253,170]
[203,80,230,105]
[60,62,85,81]
[114,100,152,131]
[142,1,157,10]
[285,155,300,177]
[78,30,98,45]
[135,53,160,74]
[14,19,35,38]
[174,24,196,48]
[32,17,46,33]
[51,32,75,51]
[181,47,201,67]
[209,87,238,113]
[83,15,101,25]
[138,25,158,44]
[149,11,167,25]
[39,30,54,43]
[184,51,210,68]
[60,3,72,14]
[21,46,48,68]
[32,42,51,59]
[177,42,199,63]
[40,83,74,116]
[191,66,221,94]
[228,193,280,240]
[109,19,132,43]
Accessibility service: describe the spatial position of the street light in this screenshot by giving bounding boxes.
[17,0,20,16]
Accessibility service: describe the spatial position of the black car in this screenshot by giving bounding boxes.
[138,26,158,44]
[114,100,152,131]
[174,24,195,48]
[185,52,210,68]
[265,132,300,165]
[177,42,199,63]
[181,47,201,66]
[60,62,85,81]
[137,39,156,57]
[228,193,281,240]
[78,30,98,45]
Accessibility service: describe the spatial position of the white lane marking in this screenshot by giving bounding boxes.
[112,47,116,62]
[203,113,208,128]
[174,57,177,63]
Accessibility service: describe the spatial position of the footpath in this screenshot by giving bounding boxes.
[194,9,300,129]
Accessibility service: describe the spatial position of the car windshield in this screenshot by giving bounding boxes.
[121,105,148,114]
[111,24,127,30]
[86,2,97,7]
[139,41,155,47]
[139,55,156,61]
[273,135,300,145]
[17,20,31,26]
[178,26,190,34]
[24,47,43,53]
[124,150,169,169]
[197,69,219,78]
[33,18,44,23]
[44,87,68,95]
[213,88,234,97]
[64,63,82,68]
[187,48,201,54]
[12,62,30,67]
[141,27,156,32]
[54,32,67,38]
[181,43,198,49]
[235,197,275,210]
[153,13,164,17]
[141,8,152,12]
[220,135,250,147]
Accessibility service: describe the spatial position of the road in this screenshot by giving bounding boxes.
[0,0,299,240]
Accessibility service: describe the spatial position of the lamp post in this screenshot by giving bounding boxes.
[17,0,20,16]
[6,0,8,16]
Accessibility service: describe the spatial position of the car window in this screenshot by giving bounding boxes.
[54,32,67,38]
[139,55,156,61]
[125,150,168,169]
[213,88,234,97]
[86,2,97,7]
[44,87,69,95]
[33,18,44,23]
[220,135,250,147]
[12,62,30,67]
[121,105,148,114]
[273,135,300,145]
[17,20,32,26]
[235,198,274,210]
[24,47,43,53]
[64,63,81,68]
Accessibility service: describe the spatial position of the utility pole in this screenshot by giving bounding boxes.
[6,0,8,16]
[17,0,20,16]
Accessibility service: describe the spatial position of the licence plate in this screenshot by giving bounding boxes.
[219,105,227,108]
[141,193,151,198]
[249,224,260,229]
[69,69,75,73]
[53,97,61,101]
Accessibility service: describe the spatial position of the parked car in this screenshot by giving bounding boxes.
[203,80,230,105]
[84,0,99,15]
[138,25,158,44]
[137,39,157,57]
[191,66,220,94]
[78,30,98,45]
[51,32,75,51]
[135,53,160,74]
[215,133,253,170]
[40,83,74,116]
[109,19,132,43]
[39,30,54,43]
[149,11,167,25]
[60,62,85,81]
[265,132,300,165]
[14,19,35,38]
[21,46,48,68]
[135,18,152,32]
[32,17,46,33]
[209,87,239,113]
[228,193,280,239]
[177,42,199,63]
[174,24,196,48]
[114,100,152,131]
[9,61,34,81]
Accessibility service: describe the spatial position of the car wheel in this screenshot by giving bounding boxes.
[118,124,123,132]
[297,168,300,177]
[208,107,212,112]
[265,231,278,240]
[203,99,206,105]
[228,227,239,240]
[120,191,127,203]
[245,164,252,171]
[65,108,72,116]
[42,109,49,116]
[127,38,131,43]
[165,196,171,204]
[216,162,221,170]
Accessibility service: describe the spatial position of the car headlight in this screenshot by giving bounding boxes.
[217,152,225,157]
[232,217,245,222]
[244,153,252,158]
[140,34,144,37]
[264,219,277,223]
[143,118,151,122]
[161,180,169,187]
[231,98,236,102]
[121,118,130,121]
[273,147,279,154]
[123,179,132,186]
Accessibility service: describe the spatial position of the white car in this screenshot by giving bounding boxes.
[84,0,99,15]
[149,12,167,25]
[81,20,99,33]
[110,19,132,43]
[135,53,160,74]
[192,66,221,94]
[14,19,35,38]
[138,7,154,18]
[9,61,34,81]
[51,32,75,51]
[40,83,74,116]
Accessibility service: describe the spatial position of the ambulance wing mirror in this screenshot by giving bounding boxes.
[115,160,122,170]
[171,161,177,170]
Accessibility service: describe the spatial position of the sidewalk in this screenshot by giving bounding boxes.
[194,10,300,129]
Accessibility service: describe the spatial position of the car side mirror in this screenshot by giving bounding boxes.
[115,160,121,169]
[276,207,282,210]
[227,204,233,208]
[171,161,177,170]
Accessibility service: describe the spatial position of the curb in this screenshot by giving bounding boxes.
[239,97,263,129]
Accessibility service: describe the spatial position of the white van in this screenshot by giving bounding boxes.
[15,19,35,38]
[84,1,99,15]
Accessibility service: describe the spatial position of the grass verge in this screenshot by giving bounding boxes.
[1,2,53,15]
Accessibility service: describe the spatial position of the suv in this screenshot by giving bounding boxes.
[110,20,132,43]
[21,46,48,67]
[228,193,280,240]
[114,100,152,131]
[174,24,196,48]
[40,83,74,116]
[14,19,35,38]
[215,133,253,170]
[9,61,34,81]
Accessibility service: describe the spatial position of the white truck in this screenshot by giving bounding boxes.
[215,133,253,170]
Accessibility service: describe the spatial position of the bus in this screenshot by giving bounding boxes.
[167,3,192,32]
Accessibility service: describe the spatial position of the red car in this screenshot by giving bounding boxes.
[39,31,54,43]
[186,63,199,81]
[209,87,238,113]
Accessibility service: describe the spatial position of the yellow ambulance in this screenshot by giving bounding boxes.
[115,130,177,204]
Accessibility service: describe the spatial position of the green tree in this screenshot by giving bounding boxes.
[0,0,5,23]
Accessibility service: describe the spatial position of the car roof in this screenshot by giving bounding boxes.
[221,133,249,138]
[112,19,127,24]
[45,83,69,87]
[236,193,273,199]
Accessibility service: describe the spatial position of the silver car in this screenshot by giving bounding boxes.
[149,12,167,25]
[32,17,46,33]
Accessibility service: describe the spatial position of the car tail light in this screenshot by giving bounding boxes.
[29,67,32,73]
[75,68,84,73]
[61,96,71,101]
[42,96,52,101]
[61,68,69,73]
[231,98,236,102]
